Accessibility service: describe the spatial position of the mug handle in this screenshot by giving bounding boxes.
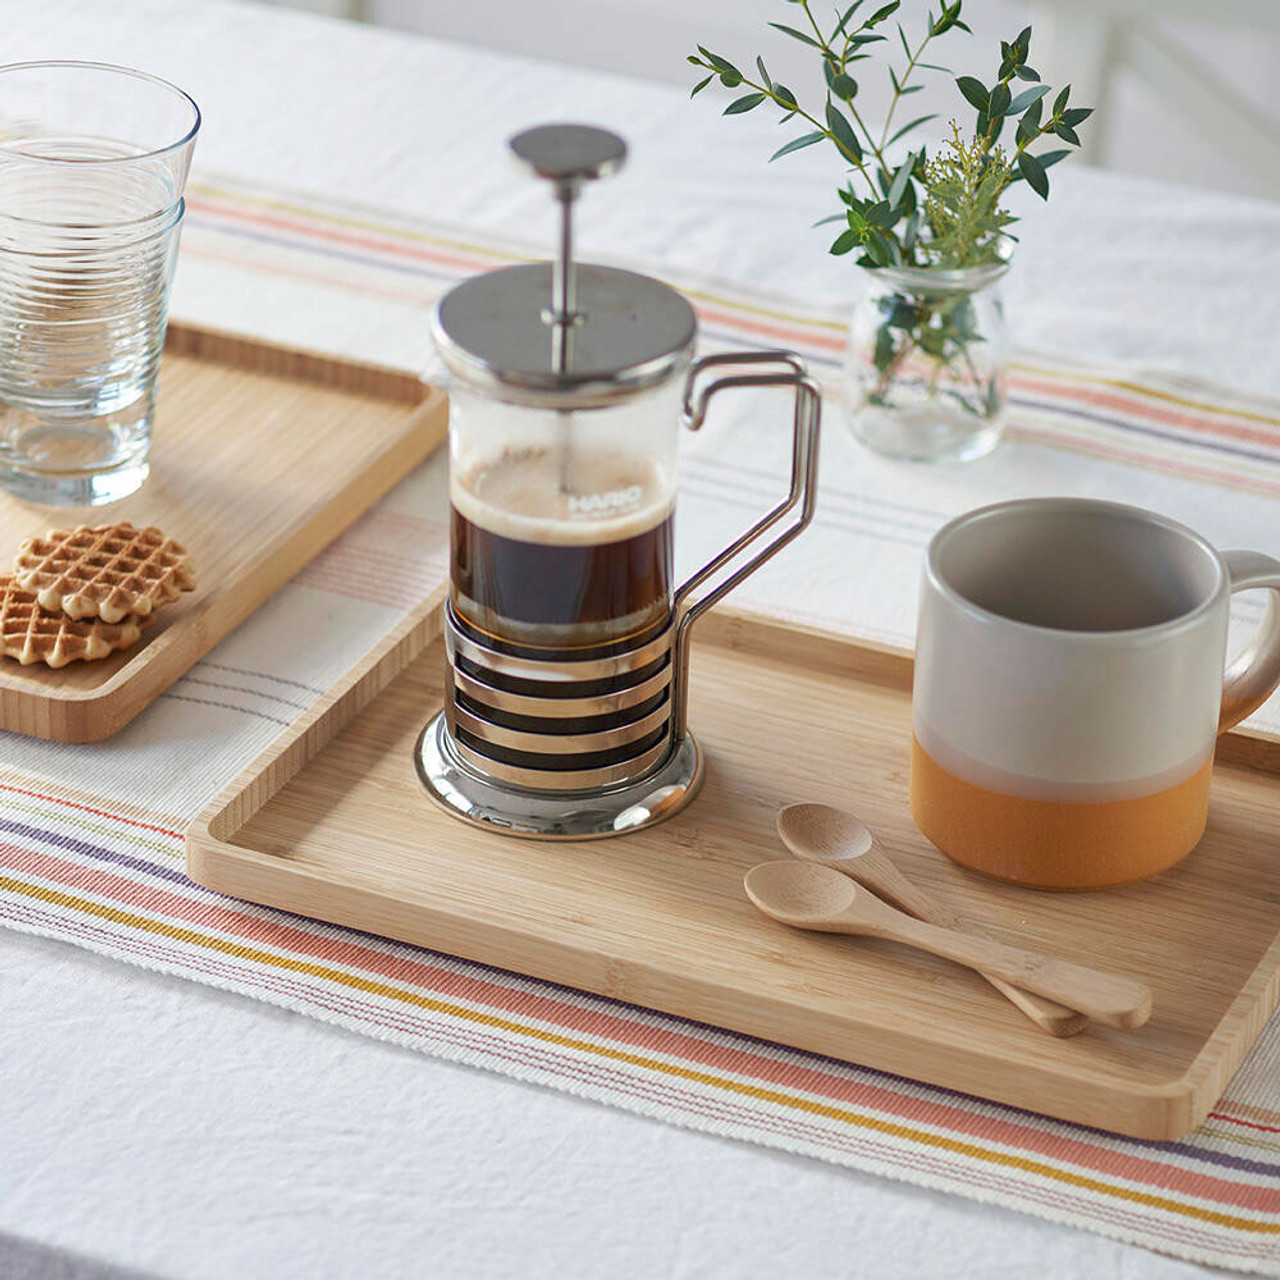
[1219,550,1280,733]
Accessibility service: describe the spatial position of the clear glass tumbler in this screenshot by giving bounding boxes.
[0,62,200,505]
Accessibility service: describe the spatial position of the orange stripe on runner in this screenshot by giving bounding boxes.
[1013,374,1280,451]
[1014,360,1280,433]
[1007,426,1280,500]
[185,201,493,277]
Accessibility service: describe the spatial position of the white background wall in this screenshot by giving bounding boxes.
[267,0,1280,204]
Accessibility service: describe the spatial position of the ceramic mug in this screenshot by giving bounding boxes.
[910,499,1280,890]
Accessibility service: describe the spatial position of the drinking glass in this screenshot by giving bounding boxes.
[0,62,200,505]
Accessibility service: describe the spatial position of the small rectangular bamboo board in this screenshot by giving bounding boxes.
[0,323,447,741]
[186,599,1280,1140]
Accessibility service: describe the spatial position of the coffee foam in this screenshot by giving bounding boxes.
[451,447,675,546]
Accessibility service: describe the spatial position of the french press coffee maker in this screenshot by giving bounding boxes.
[416,124,821,839]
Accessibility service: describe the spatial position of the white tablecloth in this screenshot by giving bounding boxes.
[3,1,1277,1276]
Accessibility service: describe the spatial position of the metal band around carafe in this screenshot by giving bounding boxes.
[443,603,675,792]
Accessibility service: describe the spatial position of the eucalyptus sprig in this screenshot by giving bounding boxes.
[687,1,1093,271]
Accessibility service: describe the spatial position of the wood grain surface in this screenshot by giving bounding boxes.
[187,598,1280,1140]
[0,322,448,741]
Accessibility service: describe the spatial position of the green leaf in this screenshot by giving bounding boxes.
[865,199,893,227]
[902,208,920,255]
[724,92,766,114]
[874,325,895,372]
[698,46,740,76]
[988,83,1011,117]
[847,32,886,46]
[865,229,892,266]
[866,1,900,24]
[719,70,743,88]
[770,129,826,160]
[1061,106,1093,127]
[1017,149,1049,199]
[769,22,821,48]
[917,61,953,73]
[773,83,798,107]
[812,212,848,226]
[932,0,964,35]
[755,55,772,90]
[686,55,702,65]
[830,228,862,255]
[886,113,938,145]
[896,22,911,58]
[826,101,864,162]
[1005,83,1050,115]
[887,154,914,208]
[831,72,859,99]
[1014,64,1039,81]
[690,74,713,98]
[1053,122,1081,145]
[1053,84,1070,116]
[918,327,946,357]
[1038,148,1070,169]
[833,0,867,38]
[1015,97,1042,142]
[955,76,989,111]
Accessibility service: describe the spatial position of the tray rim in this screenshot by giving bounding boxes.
[0,321,448,738]
[185,593,1280,1140]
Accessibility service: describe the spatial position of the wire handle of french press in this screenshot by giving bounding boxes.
[669,350,822,741]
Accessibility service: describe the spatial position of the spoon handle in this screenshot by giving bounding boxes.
[862,865,1088,1037]
[868,912,1152,1030]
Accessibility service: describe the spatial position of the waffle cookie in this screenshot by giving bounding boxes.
[13,521,195,623]
[0,575,144,668]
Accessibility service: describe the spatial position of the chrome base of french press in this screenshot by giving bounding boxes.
[415,712,704,840]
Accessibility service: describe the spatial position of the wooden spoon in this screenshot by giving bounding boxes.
[744,861,1153,1031]
[777,803,1088,1038]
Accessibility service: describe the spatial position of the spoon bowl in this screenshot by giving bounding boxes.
[778,803,873,863]
[744,860,858,925]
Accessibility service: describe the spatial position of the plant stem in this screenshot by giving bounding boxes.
[879,28,934,151]
[797,0,890,176]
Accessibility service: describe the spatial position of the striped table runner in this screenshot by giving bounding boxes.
[2,174,1280,1277]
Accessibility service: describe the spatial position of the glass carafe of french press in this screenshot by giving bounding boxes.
[416,124,821,838]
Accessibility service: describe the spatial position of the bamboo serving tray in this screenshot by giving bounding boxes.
[186,595,1280,1140]
[0,323,447,741]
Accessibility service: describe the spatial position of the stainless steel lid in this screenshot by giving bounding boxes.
[431,124,697,410]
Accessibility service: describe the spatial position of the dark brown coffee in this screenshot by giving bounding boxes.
[449,447,675,654]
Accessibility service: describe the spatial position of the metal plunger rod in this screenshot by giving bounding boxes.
[550,182,578,336]
[550,182,577,494]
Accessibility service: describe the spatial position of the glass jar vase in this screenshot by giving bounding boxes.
[846,260,1009,462]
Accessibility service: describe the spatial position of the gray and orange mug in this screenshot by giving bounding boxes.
[910,499,1280,890]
